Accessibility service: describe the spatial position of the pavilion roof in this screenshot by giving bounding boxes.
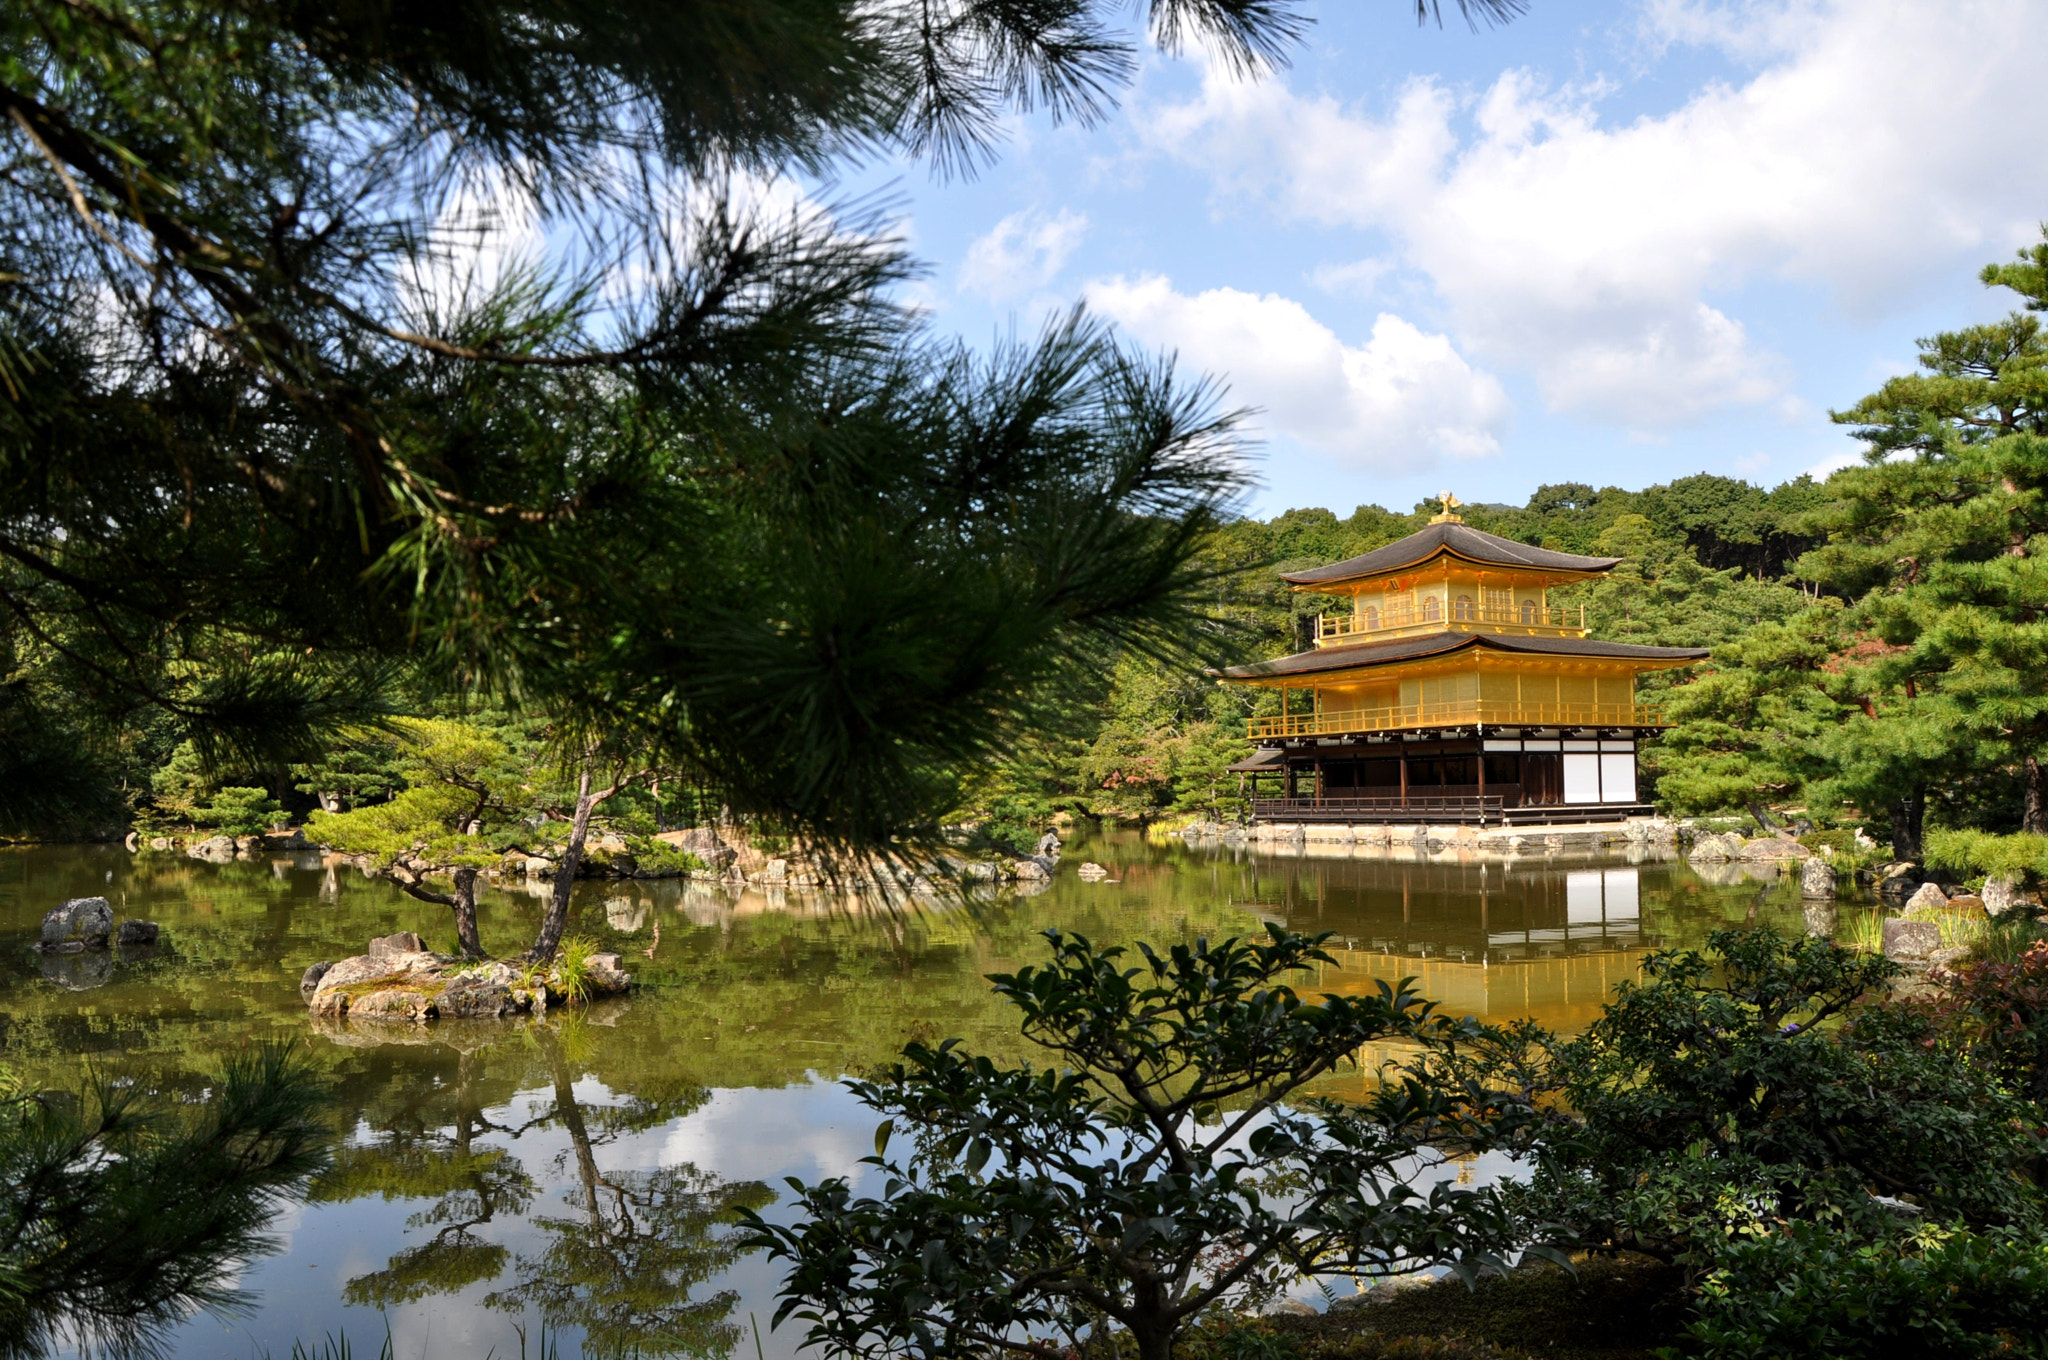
[1280,521,1619,586]
[1209,631,1709,681]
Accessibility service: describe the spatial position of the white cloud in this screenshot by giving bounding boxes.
[958,207,1090,300]
[1140,0,2048,428]
[1309,258,1394,298]
[1084,274,1512,468]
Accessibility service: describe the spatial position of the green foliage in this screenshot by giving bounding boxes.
[623,837,708,878]
[554,936,602,1006]
[0,1044,329,1358]
[1926,829,2048,882]
[1684,1223,2048,1360]
[749,927,1533,1360]
[195,786,285,837]
[1446,930,2044,1266]
[291,731,408,812]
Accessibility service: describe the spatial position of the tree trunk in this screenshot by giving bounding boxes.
[2026,756,2048,835]
[1131,1319,1174,1360]
[1890,789,1924,861]
[531,765,602,961]
[450,866,484,959]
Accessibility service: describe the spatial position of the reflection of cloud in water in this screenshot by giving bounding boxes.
[655,1081,878,1191]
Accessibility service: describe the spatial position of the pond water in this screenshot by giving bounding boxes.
[0,835,1837,1360]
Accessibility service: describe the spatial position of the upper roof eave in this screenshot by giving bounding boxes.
[1279,521,1621,587]
[1206,630,1711,681]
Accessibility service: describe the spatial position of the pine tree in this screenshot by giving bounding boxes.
[1797,227,2048,848]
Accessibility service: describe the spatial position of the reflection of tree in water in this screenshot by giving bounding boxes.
[315,1027,770,1358]
[312,1048,535,1308]
[485,1025,775,1359]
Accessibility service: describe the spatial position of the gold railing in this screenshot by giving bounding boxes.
[1246,700,1666,739]
[1316,603,1586,645]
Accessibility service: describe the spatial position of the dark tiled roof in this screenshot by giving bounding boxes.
[1209,631,1710,680]
[1225,747,1285,772]
[1280,521,1620,585]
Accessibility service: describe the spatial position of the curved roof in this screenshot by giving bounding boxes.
[1281,521,1619,586]
[1209,631,1709,681]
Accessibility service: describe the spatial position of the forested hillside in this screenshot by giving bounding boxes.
[949,473,1827,842]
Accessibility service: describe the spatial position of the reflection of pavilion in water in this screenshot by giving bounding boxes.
[1245,856,1652,1030]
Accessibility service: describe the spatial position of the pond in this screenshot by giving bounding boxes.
[0,834,1833,1360]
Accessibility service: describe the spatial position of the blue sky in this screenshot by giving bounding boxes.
[819,0,2048,519]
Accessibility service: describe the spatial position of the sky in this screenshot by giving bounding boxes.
[817,0,2048,520]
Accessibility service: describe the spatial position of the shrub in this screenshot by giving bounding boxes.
[623,837,706,877]
[1442,929,2044,1264]
[194,786,284,837]
[1685,1223,2048,1359]
[748,928,1537,1360]
[1926,829,2048,885]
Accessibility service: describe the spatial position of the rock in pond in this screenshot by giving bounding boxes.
[306,939,632,1025]
[1799,859,1836,899]
[367,931,427,960]
[1076,862,1110,882]
[300,960,335,995]
[38,897,113,952]
[1983,874,2024,917]
[1902,882,1950,916]
[1739,835,1812,863]
[114,919,160,946]
[1883,918,1942,963]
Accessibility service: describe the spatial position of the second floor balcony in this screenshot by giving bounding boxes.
[1316,600,1587,646]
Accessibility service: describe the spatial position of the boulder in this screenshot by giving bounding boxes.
[1076,862,1110,882]
[1876,866,1926,906]
[1927,945,1974,975]
[114,919,160,947]
[188,835,237,863]
[1799,859,1836,899]
[1687,831,1745,863]
[1264,1299,1318,1317]
[660,827,738,871]
[762,858,788,883]
[584,952,632,996]
[1013,858,1050,881]
[300,961,335,995]
[1902,882,1949,916]
[38,897,113,951]
[1034,831,1063,862]
[349,988,434,1023]
[438,978,514,1019]
[1882,918,1942,963]
[367,931,427,960]
[1982,874,2022,917]
[311,950,436,1001]
[522,857,554,878]
[1739,836,1813,863]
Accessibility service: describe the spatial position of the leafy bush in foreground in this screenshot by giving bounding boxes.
[1440,930,2044,1264]
[749,928,1537,1360]
[1685,1223,2048,1359]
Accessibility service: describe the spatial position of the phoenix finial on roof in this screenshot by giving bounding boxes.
[1431,490,1464,524]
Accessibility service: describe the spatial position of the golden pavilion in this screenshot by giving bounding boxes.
[1212,494,1707,826]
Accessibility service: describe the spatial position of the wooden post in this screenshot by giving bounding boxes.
[1399,751,1408,808]
[1477,744,1487,826]
[1314,757,1323,807]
